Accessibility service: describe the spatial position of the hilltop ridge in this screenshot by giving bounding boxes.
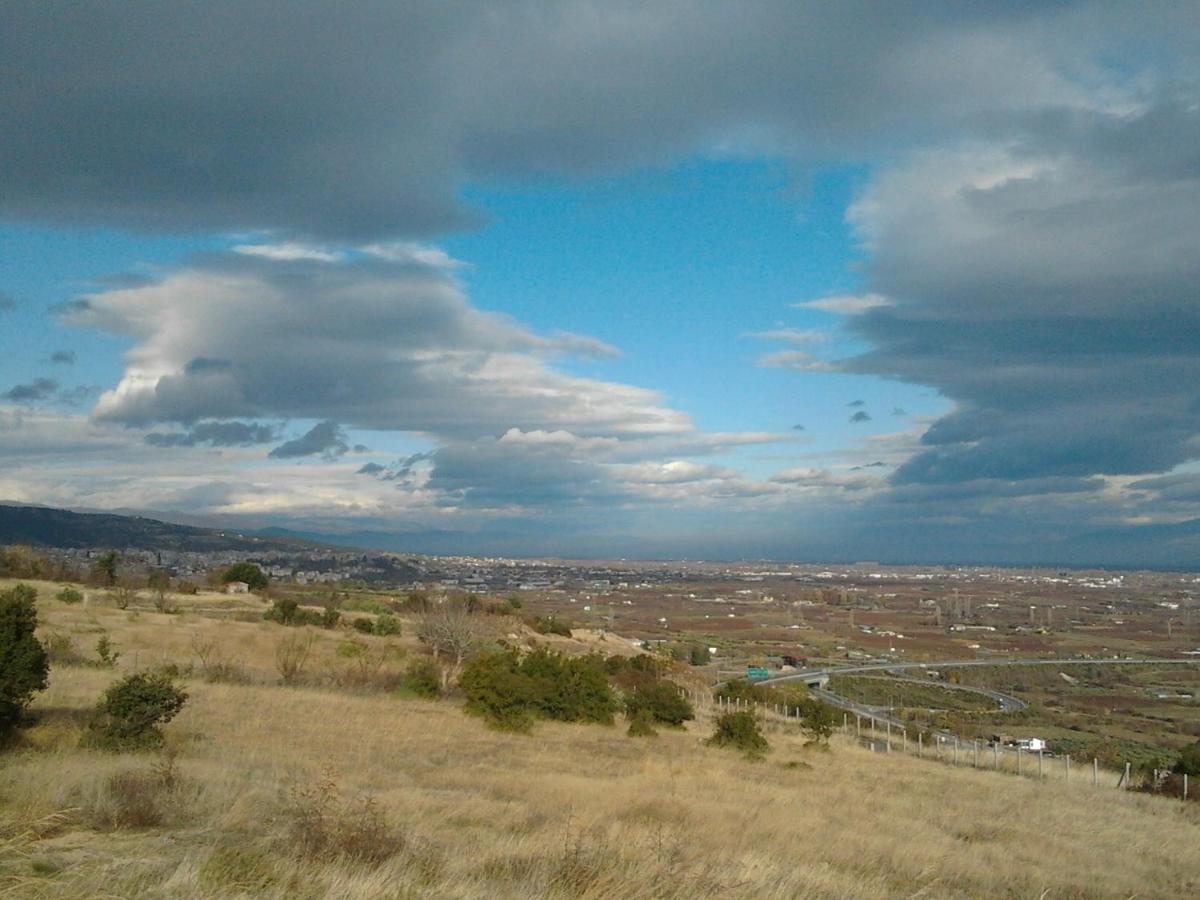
[0,503,339,554]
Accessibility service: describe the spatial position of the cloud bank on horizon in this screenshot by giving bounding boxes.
[1,1,1198,564]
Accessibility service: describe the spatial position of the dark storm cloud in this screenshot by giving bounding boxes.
[849,411,871,423]
[3,378,58,403]
[2,378,97,406]
[357,452,436,483]
[1128,474,1200,505]
[269,421,350,460]
[847,400,865,407]
[50,350,75,365]
[144,421,278,448]
[841,96,1200,489]
[1,1,1179,239]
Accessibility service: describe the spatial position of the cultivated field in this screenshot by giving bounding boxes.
[3,581,1200,898]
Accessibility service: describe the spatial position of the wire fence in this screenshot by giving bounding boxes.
[686,689,1193,803]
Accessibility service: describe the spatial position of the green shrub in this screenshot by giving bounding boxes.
[264,597,300,625]
[627,711,658,737]
[352,617,375,634]
[404,658,442,699]
[95,634,120,668]
[460,648,616,732]
[85,672,187,751]
[624,681,694,727]
[530,615,572,637]
[0,583,50,741]
[56,586,84,605]
[795,697,838,745]
[518,648,616,724]
[688,644,711,666]
[707,711,770,759]
[460,650,539,733]
[604,653,668,690]
[373,613,402,636]
[265,597,338,629]
[1175,741,1200,777]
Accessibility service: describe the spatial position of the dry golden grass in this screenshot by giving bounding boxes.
[2,579,1199,898]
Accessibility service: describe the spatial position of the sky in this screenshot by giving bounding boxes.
[1,1,1199,566]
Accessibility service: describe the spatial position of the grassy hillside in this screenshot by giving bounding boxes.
[2,580,1199,899]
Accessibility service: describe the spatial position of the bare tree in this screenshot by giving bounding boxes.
[416,604,492,688]
[275,631,315,686]
[109,576,139,610]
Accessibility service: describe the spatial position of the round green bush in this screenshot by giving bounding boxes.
[87,672,188,751]
[624,681,694,727]
[706,711,770,759]
[56,586,84,605]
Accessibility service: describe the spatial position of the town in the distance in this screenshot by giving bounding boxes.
[5,503,1198,775]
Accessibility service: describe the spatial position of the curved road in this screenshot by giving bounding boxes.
[760,656,1200,733]
[832,673,1029,713]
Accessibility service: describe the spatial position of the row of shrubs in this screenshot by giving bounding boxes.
[458,645,790,757]
[1,582,182,751]
[458,647,701,734]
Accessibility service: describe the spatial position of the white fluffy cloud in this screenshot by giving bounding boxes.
[68,252,684,440]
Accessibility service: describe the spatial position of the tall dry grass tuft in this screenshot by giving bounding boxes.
[282,766,408,866]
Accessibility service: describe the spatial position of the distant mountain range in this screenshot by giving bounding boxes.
[0,503,344,554]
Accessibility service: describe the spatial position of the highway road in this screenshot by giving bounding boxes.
[758,656,1200,735]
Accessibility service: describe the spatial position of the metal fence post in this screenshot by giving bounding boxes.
[1093,758,1098,786]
